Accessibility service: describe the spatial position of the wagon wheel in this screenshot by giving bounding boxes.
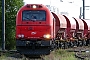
[64,42,68,49]
[78,40,83,47]
[59,42,64,49]
[83,40,86,46]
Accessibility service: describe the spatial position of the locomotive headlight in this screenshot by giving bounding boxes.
[17,34,24,38]
[33,5,37,8]
[21,34,24,38]
[43,34,51,39]
[18,34,22,38]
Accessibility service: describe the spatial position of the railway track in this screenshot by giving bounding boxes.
[75,52,90,60]
[0,46,90,60]
[21,56,45,60]
[67,46,90,60]
[0,50,45,60]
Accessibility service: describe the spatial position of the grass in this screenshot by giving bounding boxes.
[0,55,7,60]
[44,49,77,60]
[56,49,76,60]
[0,52,22,60]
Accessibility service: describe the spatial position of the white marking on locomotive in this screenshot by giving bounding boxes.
[31,32,37,35]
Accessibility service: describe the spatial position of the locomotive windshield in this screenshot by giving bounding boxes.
[22,10,46,21]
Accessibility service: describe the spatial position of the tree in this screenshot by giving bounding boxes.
[0,0,24,49]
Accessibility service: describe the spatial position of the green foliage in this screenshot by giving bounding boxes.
[0,0,24,49]
[54,49,76,60]
[44,49,77,60]
[5,0,24,50]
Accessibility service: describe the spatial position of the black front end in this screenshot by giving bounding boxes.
[16,40,53,56]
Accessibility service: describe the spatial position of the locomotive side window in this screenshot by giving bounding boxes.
[22,10,46,21]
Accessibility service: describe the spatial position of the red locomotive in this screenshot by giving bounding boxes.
[16,4,90,56]
[16,4,56,55]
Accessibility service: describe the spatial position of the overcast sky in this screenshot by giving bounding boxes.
[23,0,90,19]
